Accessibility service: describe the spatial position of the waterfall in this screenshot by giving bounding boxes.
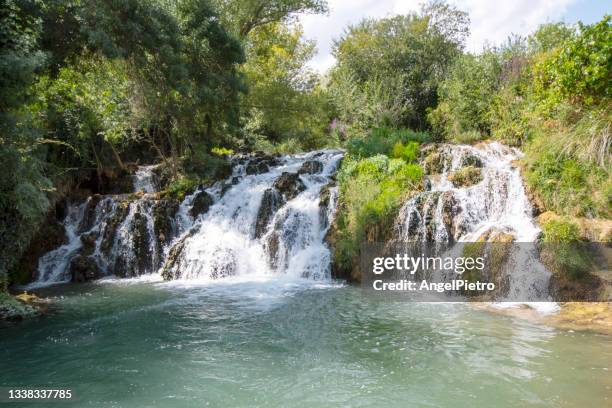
[395,142,552,302]
[161,150,343,281]
[132,165,157,193]
[30,150,343,287]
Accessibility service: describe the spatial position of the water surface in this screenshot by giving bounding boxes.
[1,278,610,407]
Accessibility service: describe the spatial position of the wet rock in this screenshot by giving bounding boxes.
[440,191,458,239]
[460,153,483,168]
[422,152,446,174]
[448,166,483,187]
[132,211,152,275]
[264,232,281,269]
[80,231,98,255]
[161,229,196,280]
[273,172,306,201]
[70,255,102,282]
[100,202,129,255]
[153,199,179,248]
[298,160,324,175]
[319,184,333,209]
[78,195,103,233]
[189,191,214,218]
[12,215,68,285]
[255,189,283,238]
[246,161,269,175]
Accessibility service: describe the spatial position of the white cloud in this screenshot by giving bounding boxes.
[299,0,577,73]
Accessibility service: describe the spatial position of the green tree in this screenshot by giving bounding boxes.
[212,0,328,38]
[240,23,330,150]
[329,2,469,133]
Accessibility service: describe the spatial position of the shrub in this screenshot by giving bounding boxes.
[334,153,423,274]
[541,218,581,243]
[346,127,432,158]
[391,141,419,163]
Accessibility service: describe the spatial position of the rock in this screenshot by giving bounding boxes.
[132,211,152,275]
[475,227,515,243]
[11,215,68,285]
[273,172,306,201]
[0,292,39,320]
[189,191,214,218]
[460,153,483,168]
[255,189,283,238]
[70,255,101,282]
[319,184,333,209]
[153,199,179,248]
[448,166,483,187]
[161,229,196,280]
[246,161,268,175]
[440,191,459,241]
[100,202,129,255]
[422,152,446,174]
[298,160,324,175]
[80,231,98,255]
[264,232,281,269]
[78,195,103,233]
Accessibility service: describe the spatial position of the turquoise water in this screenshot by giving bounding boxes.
[1,277,611,407]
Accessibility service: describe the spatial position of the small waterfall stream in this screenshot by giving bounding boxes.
[32,151,343,286]
[395,142,552,303]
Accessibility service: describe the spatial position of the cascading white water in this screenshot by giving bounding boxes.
[395,142,553,303]
[31,150,343,287]
[162,150,343,281]
[133,165,157,193]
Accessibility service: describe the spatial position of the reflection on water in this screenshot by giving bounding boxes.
[1,278,611,408]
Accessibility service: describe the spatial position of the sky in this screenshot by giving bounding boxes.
[299,0,611,73]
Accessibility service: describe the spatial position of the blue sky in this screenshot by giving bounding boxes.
[299,0,611,72]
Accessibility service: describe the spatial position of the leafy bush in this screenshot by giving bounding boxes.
[541,218,581,243]
[532,16,611,109]
[541,218,593,280]
[391,142,419,163]
[334,153,423,274]
[525,147,610,218]
[346,127,432,158]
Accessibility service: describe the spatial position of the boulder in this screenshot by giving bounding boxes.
[460,153,483,168]
[273,172,306,201]
[189,191,214,218]
[153,198,179,248]
[78,195,103,233]
[255,189,283,238]
[131,211,152,275]
[448,166,483,187]
[70,255,102,282]
[246,161,270,175]
[80,231,98,255]
[100,202,130,255]
[161,232,189,280]
[245,155,280,175]
[298,160,324,175]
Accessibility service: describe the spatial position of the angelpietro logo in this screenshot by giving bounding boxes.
[360,241,611,302]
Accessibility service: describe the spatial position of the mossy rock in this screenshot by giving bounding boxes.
[422,152,446,174]
[448,166,482,187]
[0,292,39,320]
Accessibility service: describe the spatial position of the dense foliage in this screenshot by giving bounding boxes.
[333,129,424,276]
[429,17,611,218]
[0,0,329,284]
[328,1,469,135]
